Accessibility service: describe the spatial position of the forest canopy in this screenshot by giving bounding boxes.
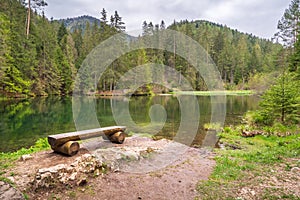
[0,0,296,97]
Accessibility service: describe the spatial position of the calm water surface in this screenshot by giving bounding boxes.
[0,95,259,152]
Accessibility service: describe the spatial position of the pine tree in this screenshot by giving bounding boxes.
[24,0,48,38]
[142,21,148,36]
[148,22,154,35]
[235,35,250,87]
[109,11,125,32]
[72,28,83,69]
[259,72,299,124]
[0,13,11,90]
[160,20,166,30]
[57,21,68,45]
[100,8,108,24]
[275,0,300,47]
[289,34,300,76]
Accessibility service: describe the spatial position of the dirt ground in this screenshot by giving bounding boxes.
[8,137,216,200]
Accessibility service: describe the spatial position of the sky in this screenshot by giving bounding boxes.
[44,0,291,39]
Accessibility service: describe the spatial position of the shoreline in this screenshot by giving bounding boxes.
[0,90,256,100]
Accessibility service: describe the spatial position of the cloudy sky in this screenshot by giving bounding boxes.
[44,0,290,39]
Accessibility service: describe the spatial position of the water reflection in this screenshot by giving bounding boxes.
[0,95,259,152]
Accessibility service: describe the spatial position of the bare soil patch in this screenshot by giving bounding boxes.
[6,136,215,200]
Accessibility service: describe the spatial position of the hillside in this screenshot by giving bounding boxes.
[0,1,283,96]
[58,15,101,33]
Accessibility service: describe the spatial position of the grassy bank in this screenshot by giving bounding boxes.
[171,90,255,96]
[0,138,50,182]
[196,127,300,200]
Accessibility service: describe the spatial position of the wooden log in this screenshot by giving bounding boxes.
[48,126,126,149]
[108,131,126,144]
[52,141,80,156]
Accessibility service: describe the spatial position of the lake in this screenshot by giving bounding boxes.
[0,95,259,152]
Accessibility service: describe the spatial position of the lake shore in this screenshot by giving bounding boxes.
[92,90,255,97]
[0,126,299,199]
[0,136,215,200]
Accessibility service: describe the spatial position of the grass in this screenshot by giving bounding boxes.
[0,138,50,183]
[171,90,255,96]
[203,123,222,131]
[0,137,60,199]
[196,126,300,200]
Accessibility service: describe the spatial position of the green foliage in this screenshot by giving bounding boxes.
[247,72,279,94]
[0,1,284,96]
[290,30,300,77]
[197,126,300,199]
[258,72,299,125]
[0,138,50,168]
[275,0,300,47]
[203,123,222,131]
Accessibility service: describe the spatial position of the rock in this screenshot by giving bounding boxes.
[250,190,256,196]
[0,181,24,200]
[94,169,100,177]
[69,172,77,181]
[32,138,173,189]
[7,177,15,183]
[20,154,33,161]
[291,167,300,173]
[33,153,104,189]
[76,178,87,186]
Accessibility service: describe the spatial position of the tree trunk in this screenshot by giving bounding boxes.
[110,81,113,91]
[230,68,234,85]
[26,0,31,38]
[242,73,245,90]
[281,106,285,122]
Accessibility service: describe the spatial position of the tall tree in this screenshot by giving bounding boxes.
[100,8,108,24]
[235,35,250,86]
[289,34,300,76]
[142,21,149,36]
[24,0,48,38]
[274,0,300,47]
[110,11,125,32]
[160,20,166,30]
[57,21,68,45]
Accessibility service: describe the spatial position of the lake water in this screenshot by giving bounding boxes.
[0,95,259,152]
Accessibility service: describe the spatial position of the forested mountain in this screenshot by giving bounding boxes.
[58,15,101,33]
[0,0,289,97]
[167,20,283,90]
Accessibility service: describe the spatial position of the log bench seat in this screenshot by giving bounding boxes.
[47,126,126,156]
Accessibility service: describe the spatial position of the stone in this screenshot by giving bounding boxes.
[20,154,33,161]
[0,181,24,200]
[94,169,100,177]
[7,177,15,183]
[69,172,77,181]
[76,178,87,186]
[291,167,300,173]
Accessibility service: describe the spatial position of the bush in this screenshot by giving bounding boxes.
[257,72,299,125]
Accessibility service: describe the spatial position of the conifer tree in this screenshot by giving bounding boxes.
[259,72,299,124]
[275,0,300,47]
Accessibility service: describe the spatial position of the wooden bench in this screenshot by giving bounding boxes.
[47,126,126,156]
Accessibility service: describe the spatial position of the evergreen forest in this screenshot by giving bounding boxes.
[0,0,299,97]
